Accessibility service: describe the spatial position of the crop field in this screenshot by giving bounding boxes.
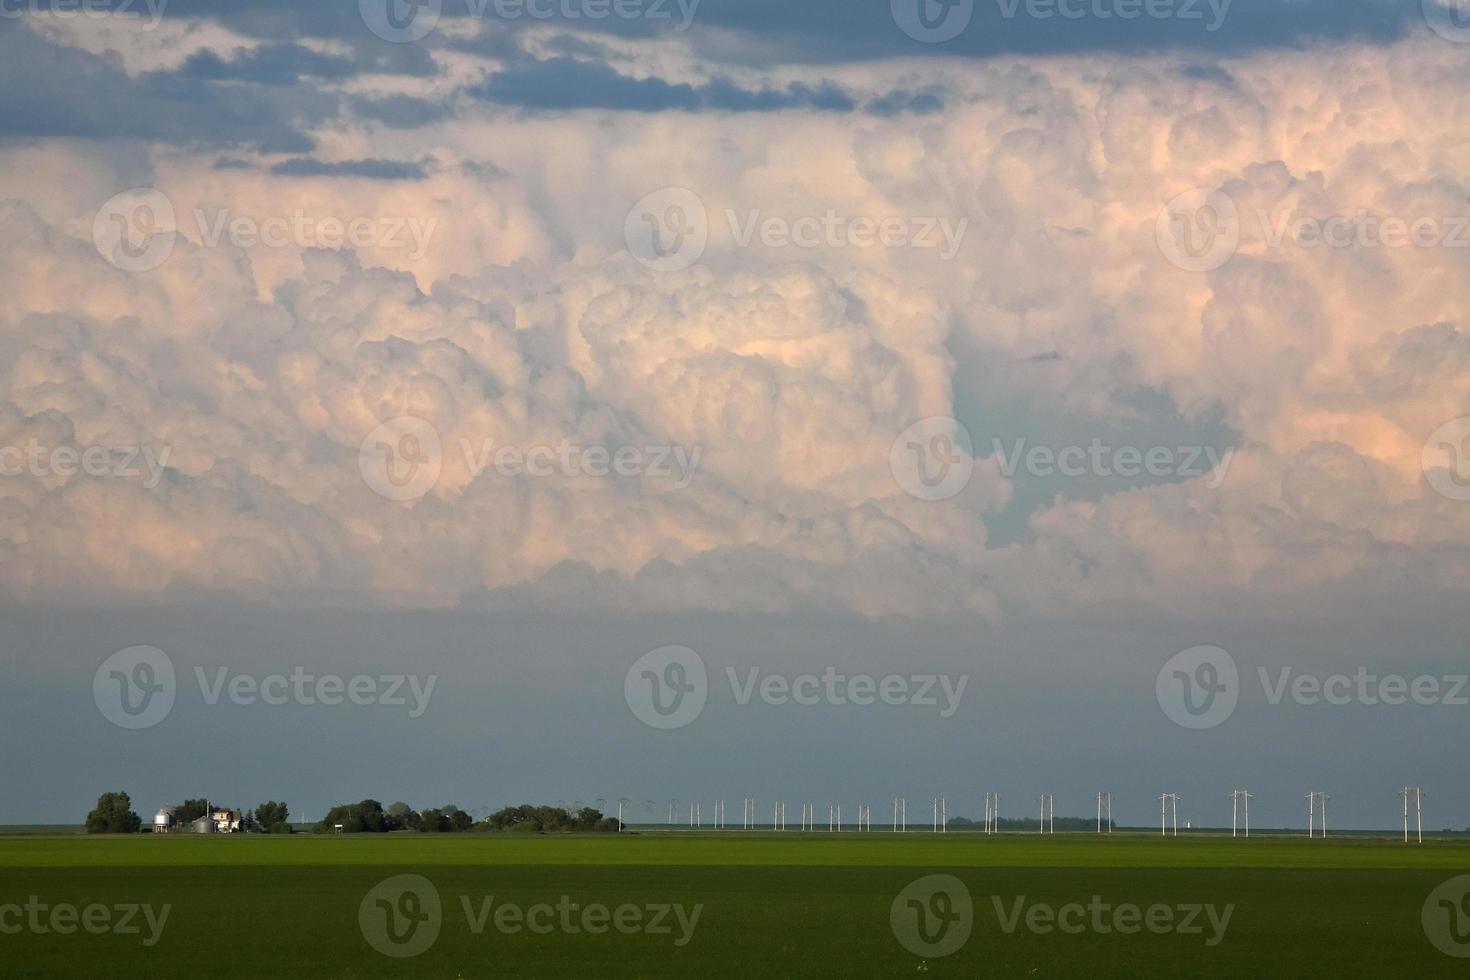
[2,831,1468,978]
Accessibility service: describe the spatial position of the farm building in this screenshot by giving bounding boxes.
[211,808,242,833]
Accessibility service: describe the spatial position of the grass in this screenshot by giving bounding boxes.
[1,831,1466,977]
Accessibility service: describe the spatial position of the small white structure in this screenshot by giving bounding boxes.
[152,806,177,833]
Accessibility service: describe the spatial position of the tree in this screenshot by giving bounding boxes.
[254,801,290,833]
[315,800,389,833]
[86,792,142,834]
[175,799,210,824]
[386,802,421,832]
[420,808,450,832]
[483,804,615,833]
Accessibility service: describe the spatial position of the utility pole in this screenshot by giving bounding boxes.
[1231,790,1251,838]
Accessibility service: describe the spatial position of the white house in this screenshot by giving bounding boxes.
[210,807,242,833]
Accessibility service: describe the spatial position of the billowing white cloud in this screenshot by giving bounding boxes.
[3,28,1470,615]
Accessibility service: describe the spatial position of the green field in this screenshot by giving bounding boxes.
[2,831,1468,977]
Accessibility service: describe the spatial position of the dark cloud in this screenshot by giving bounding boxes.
[865,88,945,116]
[669,0,1415,61]
[0,21,325,151]
[81,0,1422,61]
[469,57,701,111]
[180,43,359,85]
[349,94,454,128]
[469,57,947,114]
[269,157,429,179]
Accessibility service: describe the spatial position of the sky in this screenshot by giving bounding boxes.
[1,0,1468,830]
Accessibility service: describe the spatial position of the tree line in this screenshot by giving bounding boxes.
[85,793,618,834]
[83,792,289,834]
[312,800,619,834]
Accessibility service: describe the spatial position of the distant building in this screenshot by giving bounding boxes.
[169,805,242,834]
[211,808,242,833]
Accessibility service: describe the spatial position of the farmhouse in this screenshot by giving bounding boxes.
[209,807,242,833]
[153,804,242,833]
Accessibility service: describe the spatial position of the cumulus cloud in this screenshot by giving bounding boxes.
[3,18,1470,616]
